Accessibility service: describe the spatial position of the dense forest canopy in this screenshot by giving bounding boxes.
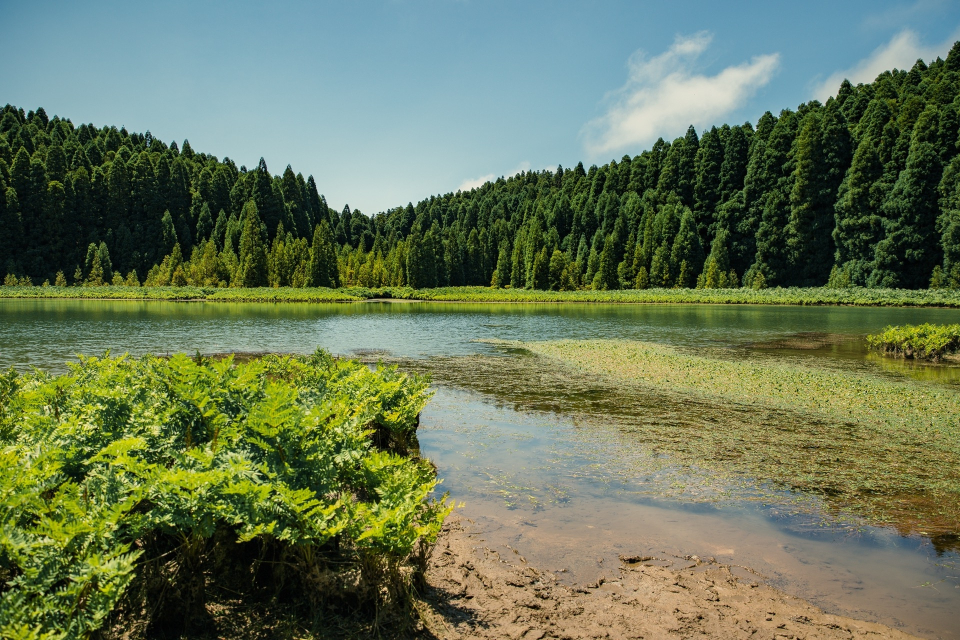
[3,42,960,290]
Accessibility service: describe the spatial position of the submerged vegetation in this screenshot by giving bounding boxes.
[3,284,960,307]
[469,339,960,539]
[867,322,960,361]
[0,351,449,639]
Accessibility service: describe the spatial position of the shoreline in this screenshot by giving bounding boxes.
[2,285,960,308]
[421,516,924,639]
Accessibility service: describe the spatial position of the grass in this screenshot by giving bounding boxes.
[2,284,960,307]
[867,323,960,361]
[483,339,960,539]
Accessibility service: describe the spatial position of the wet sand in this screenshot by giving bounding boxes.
[421,516,923,640]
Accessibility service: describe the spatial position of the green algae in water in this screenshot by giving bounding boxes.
[391,339,960,549]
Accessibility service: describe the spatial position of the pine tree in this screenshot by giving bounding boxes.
[308,220,339,288]
[531,247,549,290]
[252,158,282,239]
[196,203,213,243]
[870,141,943,288]
[669,208,704,288]
[45,144,68,183]
[548,248,567,290]
[235,200,268,287]
[834,137,884,285]
[698,227,733,289]
[693,126,723,243]
[649,245,670,287]
[160,210,177,257]
[748,110,798,285]
[787,110,836,285]
[596,233,619,290]
[491,241,510,288]
[719,125,750,203]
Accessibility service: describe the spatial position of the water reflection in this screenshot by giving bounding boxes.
[418,386,960,639]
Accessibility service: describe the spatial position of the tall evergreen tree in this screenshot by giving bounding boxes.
[693,126,723,244]
[834,137,884,285]
[235,200,268,287]
[870,141,944,287]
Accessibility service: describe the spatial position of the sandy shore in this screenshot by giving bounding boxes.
[418,517,921,640]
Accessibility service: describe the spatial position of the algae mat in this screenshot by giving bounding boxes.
[492,338,960,540]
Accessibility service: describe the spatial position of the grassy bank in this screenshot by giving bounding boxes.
[3,284,960,307]
[0,350,449,639]
[505,339,960,537]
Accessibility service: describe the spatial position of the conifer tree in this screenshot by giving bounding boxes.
[548,248,567,290]
[748,110,798,285]
[196,203,213,243]
[235,200,268,287]
[788,110,836,285]
[834,137,884,285]
[719,125,750,203]
[669,207,704,288]
[596,233,620,290]
[531,246,549,290]
[693,126,723,242]
[491,241,510,288]
[871,140,944,288]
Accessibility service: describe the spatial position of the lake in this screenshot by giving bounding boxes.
[2,298,959,638]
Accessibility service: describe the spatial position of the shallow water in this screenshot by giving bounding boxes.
[2,298,959,637]
[420,385,960,638]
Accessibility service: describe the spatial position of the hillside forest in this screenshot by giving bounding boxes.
[3,43,960,291]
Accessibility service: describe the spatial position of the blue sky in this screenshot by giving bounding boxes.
[3,0,960,214]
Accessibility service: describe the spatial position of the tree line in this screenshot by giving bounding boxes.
[2,41,960,290]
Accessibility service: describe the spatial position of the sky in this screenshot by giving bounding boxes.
[3,0,960,214]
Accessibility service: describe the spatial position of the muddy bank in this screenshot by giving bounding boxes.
[419,517,920,640]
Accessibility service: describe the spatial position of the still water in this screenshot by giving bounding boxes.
[2,299,959,637]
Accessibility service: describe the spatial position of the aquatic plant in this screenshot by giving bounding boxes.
[866,323,960,361]
[0,351,448,639]
[496,339,960,536]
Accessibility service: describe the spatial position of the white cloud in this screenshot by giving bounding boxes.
[457,161,530,192]
[813,29,958,101]
[581,33,779,157]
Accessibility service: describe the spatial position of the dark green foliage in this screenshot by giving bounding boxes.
[787,104,852,285]
[870,141,943,288]
[308,220,340,288]
[236,200,268,287]
[3,48,960,290]
[834,137,884,285]
[670,207,703,288]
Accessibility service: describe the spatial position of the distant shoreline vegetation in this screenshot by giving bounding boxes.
[3,44,960,297]
[3,284,960,308]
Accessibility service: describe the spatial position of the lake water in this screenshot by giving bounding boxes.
[2,298,959,638]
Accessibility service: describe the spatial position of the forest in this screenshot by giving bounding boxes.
[2,42,960,291]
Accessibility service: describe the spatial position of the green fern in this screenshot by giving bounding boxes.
[0,349,449,638]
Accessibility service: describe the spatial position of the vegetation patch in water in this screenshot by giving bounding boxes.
[493,339,960,539]
[0,350,449,639]
[867,323,960,362]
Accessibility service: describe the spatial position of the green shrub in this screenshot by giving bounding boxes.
[866,323,960,361]
[0,351,448,638]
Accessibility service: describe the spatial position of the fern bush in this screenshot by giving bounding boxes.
[866,323,960,361]
[0,350,449,638]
